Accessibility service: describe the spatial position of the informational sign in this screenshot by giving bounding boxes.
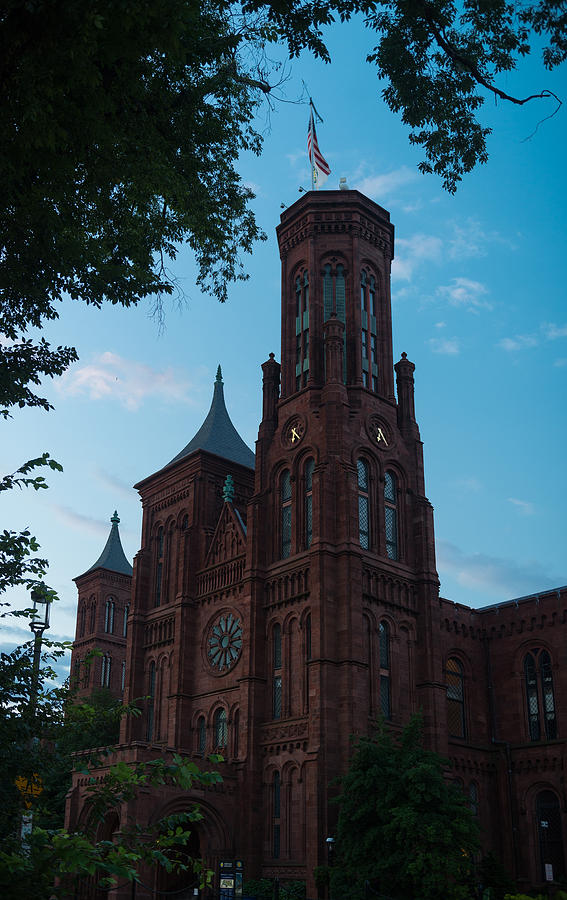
[545,863,554,882]
[219,859,244,900]
[15,774,43,809]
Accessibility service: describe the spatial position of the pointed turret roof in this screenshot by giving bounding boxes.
[166,366,255,470]
[81,511,133,577]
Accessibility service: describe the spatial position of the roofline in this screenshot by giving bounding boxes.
[134,445,255,492]
[476,584,567,613]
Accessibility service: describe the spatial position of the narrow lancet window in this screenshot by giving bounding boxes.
[147,662,156,740]
[281,470,292,559]
[273,771,281,858]
[214,708,227,749]
[104,598,115,634]
[197,716,206,755]
[155,526,164,607]
[361,269,379,391]
[384,471,398,560]
[273,623,282,719]
[295,270,310,389]
[379,621,391,719]
[525,652,540,740]
[305,458,314,549]
[357,459,370,550]
[446,657,465,738]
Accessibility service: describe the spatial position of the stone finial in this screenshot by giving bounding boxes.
[111,511,120,525]
[223,474,235,503]
[216,365,223,383]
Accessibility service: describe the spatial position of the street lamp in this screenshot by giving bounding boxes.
[29,583,51,718]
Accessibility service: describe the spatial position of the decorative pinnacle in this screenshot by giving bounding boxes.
[111,511,120,525]
[401,352,407,359]
[216,365,223,383]
[223,474,235,503]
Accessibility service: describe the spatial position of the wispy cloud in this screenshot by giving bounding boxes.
[508,497,535,516]
[437,277,491,311]
[428,337,460,355]
[393,233,443,281]
[57,351,195,410]
[437,540,562,600]
[497,321,567,353]
[453,477,483,493]
[554,358,567,368]
[51,505,109,536]
[95,467,134,500]
[448,218,516,261]
[354,166,418,200]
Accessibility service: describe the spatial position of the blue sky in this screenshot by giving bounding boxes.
[2,18,566,668]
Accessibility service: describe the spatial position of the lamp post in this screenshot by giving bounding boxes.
[29,582,51,719]
[326,837,335,900]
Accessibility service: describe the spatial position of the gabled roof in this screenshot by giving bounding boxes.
[78,511,133,578]
[166,366,255,471]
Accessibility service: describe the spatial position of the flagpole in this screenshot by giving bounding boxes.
[309,105,315,191]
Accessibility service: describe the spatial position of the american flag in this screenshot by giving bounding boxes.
[307,108,330,188]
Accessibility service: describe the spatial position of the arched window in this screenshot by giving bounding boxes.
[357,459,370,549]
[197,716,206,755]
[525,649,557,741]
[89,600,97,633]
[79,604,86,638]
[214,708,227,749]
[123,603,129,638]
[536,790,565,882]
[361,269,378,391]
[101,653,112,688]
[280,471,292,559]
[295,270,310,390]
[304,458,314,549]
[181,514,189,530]
[73,658,81,686]
[233,709,240,758]
[147,662,156,741]
[323,262,347,383]
[525,652,540,740]
[273,623,282,719]
[155,527,164,607]
[273,771,281,858]
[104,598,115,634]
[446,657,465,738]
[540,650,557,740]
[384,471,398,560]
[379,621,391,720]
[121,660,126,693]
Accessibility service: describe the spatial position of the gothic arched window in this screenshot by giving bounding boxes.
[357,459,370,550]
[233,709,240,758]
[89,599,97,633]
[104,598,115,634]
[384,471,398,560]
[525,649,557,741]
[214,708,227,749]
[121,660,126,693]
[446,657,465,738]
[273,623,282,719]
[123,603,129,638]
[295,270,310,390]
[197,716,206,755]
[379,621,391,720]
[101,653,112,688]
[155,527,164,607]
[280,470,292,559]
[361,269,378,391]
[79,604,86,638]
[146,662,156,741]
[323,261,347,382]
[304,458,315,549]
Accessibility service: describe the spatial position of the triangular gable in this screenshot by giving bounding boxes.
[204,503,247,568]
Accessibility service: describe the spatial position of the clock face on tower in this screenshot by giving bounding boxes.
[282,415,306,448]
[366,415,391,450]
[207,612,243,672]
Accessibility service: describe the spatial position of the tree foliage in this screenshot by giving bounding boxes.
[0,636,220,898]
[331,715,479,900]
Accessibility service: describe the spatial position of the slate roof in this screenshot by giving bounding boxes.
[166,366,255,471]
[80,512,133,577]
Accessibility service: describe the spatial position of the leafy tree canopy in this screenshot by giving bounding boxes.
[331,715,480,900]
[1,0,564,412]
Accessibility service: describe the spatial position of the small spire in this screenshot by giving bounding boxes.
[111,510,120,525]
[223,474,235,503]
[216,365,223,384]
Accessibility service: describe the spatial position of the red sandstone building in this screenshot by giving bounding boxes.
[68,189,567,897]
